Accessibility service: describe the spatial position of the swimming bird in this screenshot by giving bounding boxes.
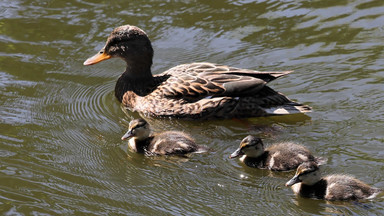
[229,135,325,171]
[121,118,208,155]
[83,25,311,120]
[285,161,383,201]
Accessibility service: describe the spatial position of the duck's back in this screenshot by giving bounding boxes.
[323,175,382,200]
[158,62,290,100]
[265,142,316,171]
[148,131,206,155]
[126,62,310,119]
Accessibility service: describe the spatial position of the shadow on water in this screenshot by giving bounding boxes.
[120,106,312,136]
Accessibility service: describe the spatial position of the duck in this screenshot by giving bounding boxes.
[83,25,311,120]
[121,118,208,156]
[285,161,383,201]
[229,135,325,171]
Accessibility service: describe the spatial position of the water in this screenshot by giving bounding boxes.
[1,0,384,215]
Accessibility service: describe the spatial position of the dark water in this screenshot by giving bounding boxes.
[1,0,384,215]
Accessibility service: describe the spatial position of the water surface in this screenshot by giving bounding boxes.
[1,0,384,215]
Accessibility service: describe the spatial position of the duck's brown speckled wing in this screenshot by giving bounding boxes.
[157,62,292,101]
[148,131,198,155]
[127,62,310,118]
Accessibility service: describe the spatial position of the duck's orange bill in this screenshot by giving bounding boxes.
[83,52,112,65]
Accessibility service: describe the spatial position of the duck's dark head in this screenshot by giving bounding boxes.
[84,25,153,68]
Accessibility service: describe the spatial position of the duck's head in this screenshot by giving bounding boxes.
[286,161,321,187]
[229,135,264,159]
[84,25,153,66]
[121,118,151,141]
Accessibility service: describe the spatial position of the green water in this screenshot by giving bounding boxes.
[1,0,384,215]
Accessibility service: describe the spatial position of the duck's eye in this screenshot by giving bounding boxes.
[133,125,144,130]
[300,170,312,176]
[136,123,147,128]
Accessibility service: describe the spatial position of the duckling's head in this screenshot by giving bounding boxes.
[121,118,151,141]
[286,161,321,187]
[84,25,153,66]
[229,135,264,159]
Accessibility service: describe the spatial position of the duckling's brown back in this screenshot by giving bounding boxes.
[265,142,316,171]
[148,131,204,155]
[324,175,382,200]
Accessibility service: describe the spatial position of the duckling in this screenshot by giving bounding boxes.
[229,135,325,171]
[84,24,311,120]
[121,118,208,156]
[285,161,382,201]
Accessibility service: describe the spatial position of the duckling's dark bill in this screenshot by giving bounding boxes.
[84,51,112,65]
[229,148,243,158]
[285,175,301,187]
[121,130,133,140]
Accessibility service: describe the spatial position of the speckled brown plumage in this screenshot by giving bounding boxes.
[84,25,312,119]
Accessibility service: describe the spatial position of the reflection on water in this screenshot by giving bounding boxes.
[1,0,384,215]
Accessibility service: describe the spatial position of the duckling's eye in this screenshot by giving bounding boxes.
[135,122,147,129]
[133,125,144,130]
[299,170,312,176]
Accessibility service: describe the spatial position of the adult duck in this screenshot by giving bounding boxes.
[84,25,311,119]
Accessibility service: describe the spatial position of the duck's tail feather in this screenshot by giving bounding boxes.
[263,103,312,115]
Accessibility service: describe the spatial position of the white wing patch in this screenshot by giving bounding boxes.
[240,155,247,162]
[264,107,291,114]
[129,138,138,151]
[291,183,301,194]
[269,152,280,169]
[297,154,308,161]
[152,139,164,151]
[176,141,189,149]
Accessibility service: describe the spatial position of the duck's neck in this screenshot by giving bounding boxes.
[115,63,155,102]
